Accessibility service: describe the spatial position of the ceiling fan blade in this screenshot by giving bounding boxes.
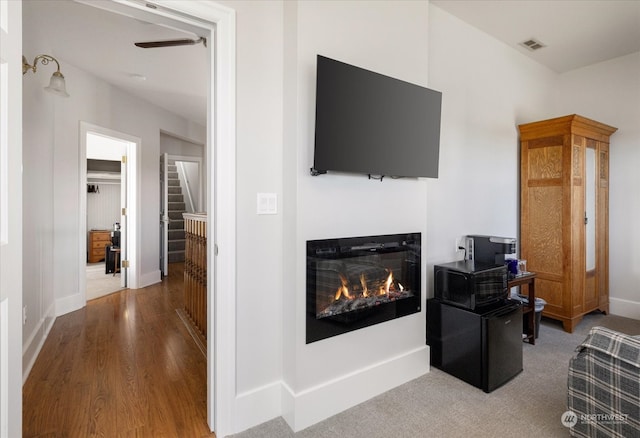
[134,37,206,48]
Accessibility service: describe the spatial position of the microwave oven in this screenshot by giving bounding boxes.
[434,261,508,311]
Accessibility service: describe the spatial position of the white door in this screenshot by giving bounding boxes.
[160,153,169,277]
[120,154,128,287]
[0,0,24,435]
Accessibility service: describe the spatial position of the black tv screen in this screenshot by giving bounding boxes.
[313,55,441,178]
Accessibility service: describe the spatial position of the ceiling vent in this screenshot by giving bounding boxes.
[520,38,546,51]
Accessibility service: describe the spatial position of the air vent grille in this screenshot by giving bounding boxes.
[520,38,546,51]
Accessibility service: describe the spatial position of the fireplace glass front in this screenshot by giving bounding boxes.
[306,233,421,343]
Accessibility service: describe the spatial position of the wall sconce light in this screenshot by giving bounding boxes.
[22,54,70,97]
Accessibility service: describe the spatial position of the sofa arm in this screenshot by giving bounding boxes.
[568,326,640,437]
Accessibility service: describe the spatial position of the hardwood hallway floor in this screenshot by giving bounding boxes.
[23,263,215,437]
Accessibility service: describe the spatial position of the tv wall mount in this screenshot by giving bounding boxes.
[310,167,389,181]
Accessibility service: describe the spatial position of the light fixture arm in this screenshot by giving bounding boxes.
[22,54,62,76]
[22,53,70,97]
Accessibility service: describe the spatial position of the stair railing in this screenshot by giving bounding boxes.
[183,213,207,338]
[177,161,196,213]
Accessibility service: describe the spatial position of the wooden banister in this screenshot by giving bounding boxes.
[183,213,207,338]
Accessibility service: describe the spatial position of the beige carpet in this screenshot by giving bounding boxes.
[230,312,640,438]
[86,262,125,301]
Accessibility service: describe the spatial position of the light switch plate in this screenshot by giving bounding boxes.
[257,193,277,215]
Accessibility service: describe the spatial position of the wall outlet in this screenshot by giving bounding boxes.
[455,237,465,253]
[23,306,27,325]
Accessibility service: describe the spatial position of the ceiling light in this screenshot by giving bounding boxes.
[520,38,546,51]
[130,73,147,81]
[22,54,70,97]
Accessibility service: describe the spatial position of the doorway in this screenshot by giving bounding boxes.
[31,1,235,435]
[160,150,204,277]
[14,0,235,436]
[85,133,129,300]
[80,122,139,298]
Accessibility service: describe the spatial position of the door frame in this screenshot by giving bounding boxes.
[113,1,237,435]
[160,153,169,277]
[1,0,24,436]
[79,122,139,293]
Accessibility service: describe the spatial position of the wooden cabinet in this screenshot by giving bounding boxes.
[88,230,111,263]
[518,115,617,332]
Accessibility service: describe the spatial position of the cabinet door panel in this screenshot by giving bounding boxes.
[528,186,563,276]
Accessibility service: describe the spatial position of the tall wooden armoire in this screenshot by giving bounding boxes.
[519,115,617,333]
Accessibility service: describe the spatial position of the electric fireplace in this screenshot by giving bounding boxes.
[306,233,421,343]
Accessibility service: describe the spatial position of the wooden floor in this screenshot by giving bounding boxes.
[23,263,215,438]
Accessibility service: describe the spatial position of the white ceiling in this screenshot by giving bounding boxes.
[432,0,640,73]
[23,1,640,127]
[23,0,209,126]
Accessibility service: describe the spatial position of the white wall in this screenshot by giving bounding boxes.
[227,1,570,433]
[282,1,431,431]
[425,5,557,279]
[21,0,640,435]
[177,162,200,213]
[22,7,57,378]
[22,1,206,379]
[555,52,640,319]
[87,184,121,231]
[427,7,640,317]
[160,132,204,157]
[216,0,286,430]
[230,1,639,430]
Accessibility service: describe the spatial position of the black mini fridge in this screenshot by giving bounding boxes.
[427,298,523,392]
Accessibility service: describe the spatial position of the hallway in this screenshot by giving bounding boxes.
[23,263,214,437]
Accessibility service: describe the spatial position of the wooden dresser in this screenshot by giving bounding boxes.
[88,230,112,263]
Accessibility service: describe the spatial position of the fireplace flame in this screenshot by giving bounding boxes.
[333,270,399,302]
[360,273,369,297]
[381,271,393,296]
[334,272,351,300]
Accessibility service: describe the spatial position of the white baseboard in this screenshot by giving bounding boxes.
[23,301,56,383]
[281,346,430,432]
[610,297,640,320]
[139,269,162,289]
[55,292,85,317]
[234,381,283,433]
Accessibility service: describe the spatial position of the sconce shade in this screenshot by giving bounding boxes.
[23,54,70,97]
[44,71,70,97]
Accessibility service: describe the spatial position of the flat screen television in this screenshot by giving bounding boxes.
[312,55,442,178]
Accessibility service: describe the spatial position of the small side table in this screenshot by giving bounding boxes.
[508,272,537,345]
[112,248,121,277]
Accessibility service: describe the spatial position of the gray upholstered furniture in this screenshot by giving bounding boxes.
[567,326,640,437]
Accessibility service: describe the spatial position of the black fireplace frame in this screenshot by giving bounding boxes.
[306,232,421,343]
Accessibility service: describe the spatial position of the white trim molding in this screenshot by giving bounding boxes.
[610,297,640,320]
[79,121,141,299]
[234,381,283,433]
[118,1,238,436]
[22,301,55,383]
[281,346,429,432]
